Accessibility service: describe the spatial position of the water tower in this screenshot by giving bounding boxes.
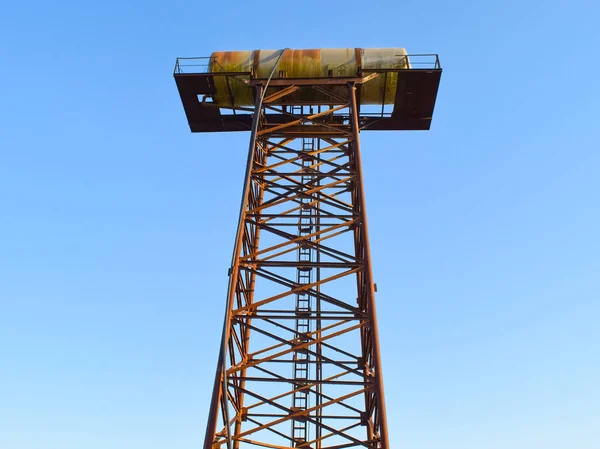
[173,48,442,449]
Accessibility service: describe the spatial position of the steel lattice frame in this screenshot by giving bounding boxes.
[205,82,389,449]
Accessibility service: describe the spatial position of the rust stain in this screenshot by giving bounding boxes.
[211,51,250,72]
[278,49,321,78]
[209,48,407,106]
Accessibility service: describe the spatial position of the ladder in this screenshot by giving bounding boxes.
[292,135,316,446]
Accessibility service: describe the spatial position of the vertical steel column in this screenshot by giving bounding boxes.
[348,83,389,449]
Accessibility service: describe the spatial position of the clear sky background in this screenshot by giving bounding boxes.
[1,0,599,448]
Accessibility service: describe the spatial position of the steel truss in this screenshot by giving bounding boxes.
[205,81,389,449]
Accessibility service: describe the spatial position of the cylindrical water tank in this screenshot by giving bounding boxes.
[208,48,409,106]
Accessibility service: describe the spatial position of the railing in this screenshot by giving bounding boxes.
[400,53,441,70]
[174,57,214,74]
[174,54,441,75]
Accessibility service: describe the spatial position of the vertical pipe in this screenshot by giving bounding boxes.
[204,49,286,449]
[203,85,264,449]
[233,144,268,449]
[348,83,390,449]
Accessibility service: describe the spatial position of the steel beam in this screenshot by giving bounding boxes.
[204,82,389,449]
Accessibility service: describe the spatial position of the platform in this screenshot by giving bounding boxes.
[173,54,442,133]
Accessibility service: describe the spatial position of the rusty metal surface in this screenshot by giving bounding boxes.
[207,48,409,106]
[173,68,441,132]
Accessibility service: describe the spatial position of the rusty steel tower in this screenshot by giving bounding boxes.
[174,48,441,449]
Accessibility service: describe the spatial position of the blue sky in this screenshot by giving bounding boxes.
[1,0,599,448]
